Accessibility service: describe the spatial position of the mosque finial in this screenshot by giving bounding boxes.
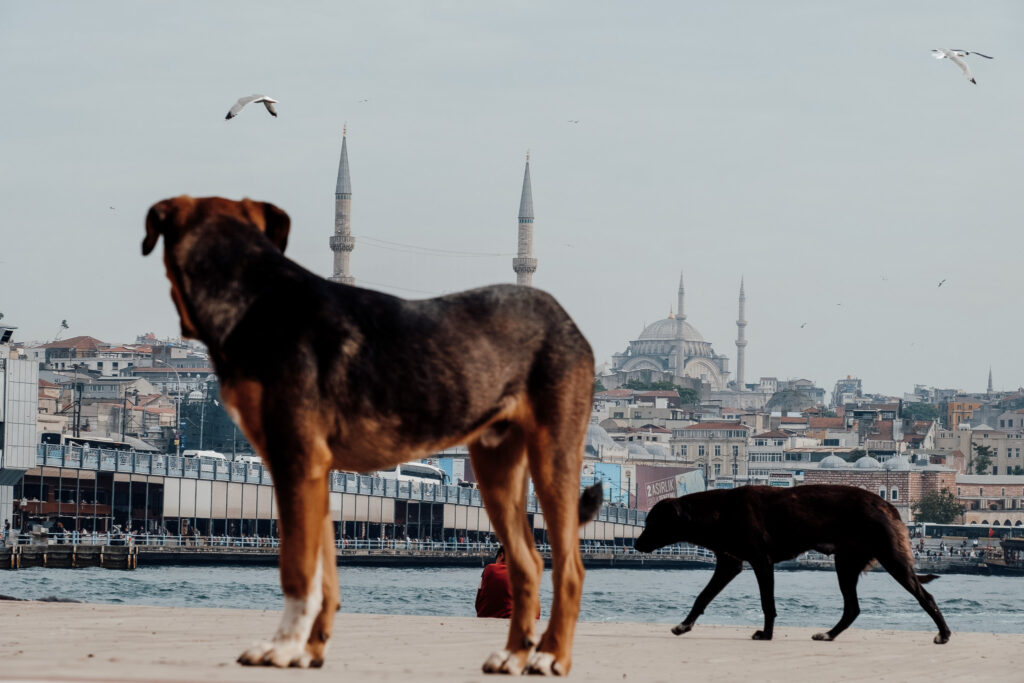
[526,149,530,163]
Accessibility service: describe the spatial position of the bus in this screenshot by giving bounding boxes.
[377,461,449,486]
[912,522,1024,540]
[40,433,137,452]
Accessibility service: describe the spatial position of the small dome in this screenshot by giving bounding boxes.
[819,455,848,469]
[187,390,205,401]
[627,443,651,458]
[854,455,881,469]
[645,443,671,459]
[585,423,617,454]
[637,317,705,343]
[883,456,912,471]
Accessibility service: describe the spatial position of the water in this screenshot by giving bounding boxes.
[2,566,1021,634]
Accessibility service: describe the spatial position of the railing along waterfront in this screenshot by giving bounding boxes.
[35,444,648,527]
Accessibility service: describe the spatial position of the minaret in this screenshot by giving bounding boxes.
[675,271,686,375]
[735,278,748,391]
[512,153,537,286]
[988,367,993,395]
[329,127,355,284]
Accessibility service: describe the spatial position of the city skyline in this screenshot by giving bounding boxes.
[2,2,1022,396]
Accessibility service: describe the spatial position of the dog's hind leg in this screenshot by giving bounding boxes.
[238,463,332,668]
[471,429,543,675]
[750,559,777,640]
[674,555,743,635]
[813,552,870,641]
[877,553,952,644]
[524,425,589,676]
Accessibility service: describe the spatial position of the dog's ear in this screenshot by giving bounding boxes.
[261,201,291,253]
[240,198,291,252]
[142,196,195,256]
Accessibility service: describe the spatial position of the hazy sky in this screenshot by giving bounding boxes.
[2,1,1021,396]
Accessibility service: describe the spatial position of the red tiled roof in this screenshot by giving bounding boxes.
[596,389,634,398]
[39,379,58,388]
[36,335,106,351]
[636,391,679,398]
[780,416,807,424]
[808,417,843,429]
[753,430,791,439]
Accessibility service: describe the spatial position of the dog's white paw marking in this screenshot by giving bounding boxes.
[525,651,565,676]
[482,649,522,675]
[812,632,834,641]
[671,622,692,636]
[239,564,324,668]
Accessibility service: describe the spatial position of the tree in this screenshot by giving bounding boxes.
[971,444,994,475]
[676,387,700,405]
[844,449,867,463]
[912,489,965,524]
[902,402,940,422]
[593,379,606,393]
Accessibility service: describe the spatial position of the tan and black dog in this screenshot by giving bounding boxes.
[142,195,602,674]
[635,484,951,644]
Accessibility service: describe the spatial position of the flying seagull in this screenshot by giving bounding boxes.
[931,49,994,84]
[938,279,946,287]
[225,94,278,120]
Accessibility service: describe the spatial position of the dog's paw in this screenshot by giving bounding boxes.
[482,649,523,675]
[934,633,951,645]
[671,623,693,636]
[812,632,834,641]
[237,639,315,668]
[751,630,773,641]
[525,651,566,676]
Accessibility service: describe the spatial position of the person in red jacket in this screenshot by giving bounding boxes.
[475,545,542,619]
[476,546,513,618]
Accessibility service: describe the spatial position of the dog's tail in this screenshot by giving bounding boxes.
[578,483,604,525]
[918,573,940,584]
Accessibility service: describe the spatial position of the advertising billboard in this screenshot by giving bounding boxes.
[634,465,705,511]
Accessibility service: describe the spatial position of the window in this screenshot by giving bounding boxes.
[890,488,898,501]
[698,445,705,457]
[714,463,721,475]
[732,463,738,475]
[732,445,739,457]
[714,445,721,457]
[680,445,687,457]
[878,488,886,499]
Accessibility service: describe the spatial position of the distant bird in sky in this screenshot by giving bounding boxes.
[931,49,994,84]
[357,98,369,103]
[800,323,807,329]
[567,120,580,124]
[225,94,278,120]
[938,279,946,287]
[108,206,115,211]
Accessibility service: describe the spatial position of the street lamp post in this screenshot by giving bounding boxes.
[152,359,183,457]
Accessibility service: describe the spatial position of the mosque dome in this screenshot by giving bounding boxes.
[818,455,848,469]
[854,455,882,469]
[638,317,705,343]
[586,423,617,451]
[883,455,912,471]
[626,443,651,458]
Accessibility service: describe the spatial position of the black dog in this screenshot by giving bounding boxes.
[634,484,951,644]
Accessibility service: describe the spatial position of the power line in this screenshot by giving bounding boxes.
[353,234,512,258]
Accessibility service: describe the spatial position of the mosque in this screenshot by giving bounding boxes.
[325,132,761,408]
[597,274,749,396]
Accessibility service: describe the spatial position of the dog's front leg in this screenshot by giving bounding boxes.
[674,556,742,635]
[239,472,332,668]
[750,560,777,641]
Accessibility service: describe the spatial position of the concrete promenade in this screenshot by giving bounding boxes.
[2,602,1022,682]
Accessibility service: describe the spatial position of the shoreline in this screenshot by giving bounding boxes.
[2,602,1023,682]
